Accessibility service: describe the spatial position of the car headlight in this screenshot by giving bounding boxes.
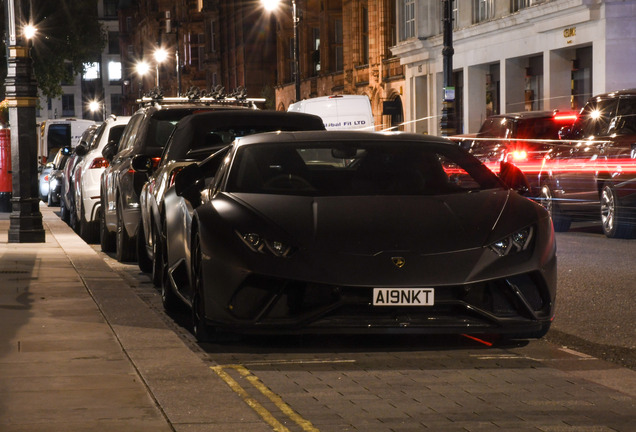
[237,231,294,257]
[488,226,534,257]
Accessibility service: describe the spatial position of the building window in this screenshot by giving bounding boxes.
[473,0,494,23]
[333,19,343,72]
[452,0,459,30]
[311,27,321,75]
[110,94,122,116]
[387,0,397,52]
[108,32,120,54]
[103,0,118,18]
[62,94,74,117]
[399,0,415,41]
[361,6,369,65]
[82,62,101,81]
[511,0,531,12]
[109,61,122,83]
[209,21,216,53]
[190,33,205,69]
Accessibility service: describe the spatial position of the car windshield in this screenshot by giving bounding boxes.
[226,140,503,196]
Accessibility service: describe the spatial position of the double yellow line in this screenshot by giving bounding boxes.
[211,364,319,432]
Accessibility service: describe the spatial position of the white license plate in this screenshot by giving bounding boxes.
[372,288,434,306]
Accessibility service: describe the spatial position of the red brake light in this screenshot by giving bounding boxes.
[89,157,109,169]
[44,175,49,182]
[553,112,578,122]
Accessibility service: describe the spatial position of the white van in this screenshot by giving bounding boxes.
[288,95,375,131]
[38,118,96,165]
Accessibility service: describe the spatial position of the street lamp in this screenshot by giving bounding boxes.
[88,100,105,121]
[261,0,300,102]
[154,47,168,88]
[135,60,150,97]
[3,0,45,241]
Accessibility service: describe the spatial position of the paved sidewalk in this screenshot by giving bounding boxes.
[0,206,267,432]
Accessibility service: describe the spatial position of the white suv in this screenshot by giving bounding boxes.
[73,115,131,242]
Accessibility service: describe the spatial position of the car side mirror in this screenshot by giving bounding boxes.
[131,154,152,173]
[102,141,117,162]
[499,161,530,195]
[174,163,204,206]
[74,143,89,157]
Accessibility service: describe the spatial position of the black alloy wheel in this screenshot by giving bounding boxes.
[539,183,571,232]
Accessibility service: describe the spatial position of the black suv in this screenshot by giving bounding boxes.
[99,94,257,262]
[538,89,636,238]
[466,110,577,196]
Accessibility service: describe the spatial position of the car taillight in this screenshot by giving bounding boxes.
[151,157,161,169]
[553,111,578,122]
[510,150,528,162]
[44,174,49,182]
[89,157,109,169]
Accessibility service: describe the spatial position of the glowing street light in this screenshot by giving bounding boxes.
[135,61,150,97]
[153,47,168,87]
[88,100,105,121]
[261,0,300,102]
[23,24,37,40]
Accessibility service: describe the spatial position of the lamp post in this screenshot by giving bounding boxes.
[262,0,301,102]
[154,47,168,88]
[3,0,45,242]
[440,0,456,136]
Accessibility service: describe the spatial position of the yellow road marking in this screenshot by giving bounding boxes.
[212,364,319,432]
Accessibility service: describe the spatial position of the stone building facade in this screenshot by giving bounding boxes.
[269,0,405,131]
[392,0,636,135]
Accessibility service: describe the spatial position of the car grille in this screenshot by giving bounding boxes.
[226,271,551,329]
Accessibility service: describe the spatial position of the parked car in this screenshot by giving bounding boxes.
[38,147,66,203]
[60,124,100,228]
[99,95,262,263]
[162,130,556,342]
[39,147,70,205]
[465,110,577,196]
[135,110,326,286]
[73,115,131,243]
[538,89,636,237]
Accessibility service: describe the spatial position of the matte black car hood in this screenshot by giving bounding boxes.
[223,189,512,255]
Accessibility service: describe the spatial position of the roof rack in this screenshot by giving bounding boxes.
[136,86,266,108]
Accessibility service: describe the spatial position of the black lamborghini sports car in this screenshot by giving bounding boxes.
[163,130,557,341]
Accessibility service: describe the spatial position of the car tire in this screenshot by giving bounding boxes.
[115,199,136,262]
[100,198,116,252]
[137,222,153,273]
[191,234,214,342]
[600,183,636,239]
[151,222,165,287]
[540,183,571,232]
[60,196,70,223]
[79,202,99,243]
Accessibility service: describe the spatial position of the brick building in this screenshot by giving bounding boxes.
[268,0,405,130]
